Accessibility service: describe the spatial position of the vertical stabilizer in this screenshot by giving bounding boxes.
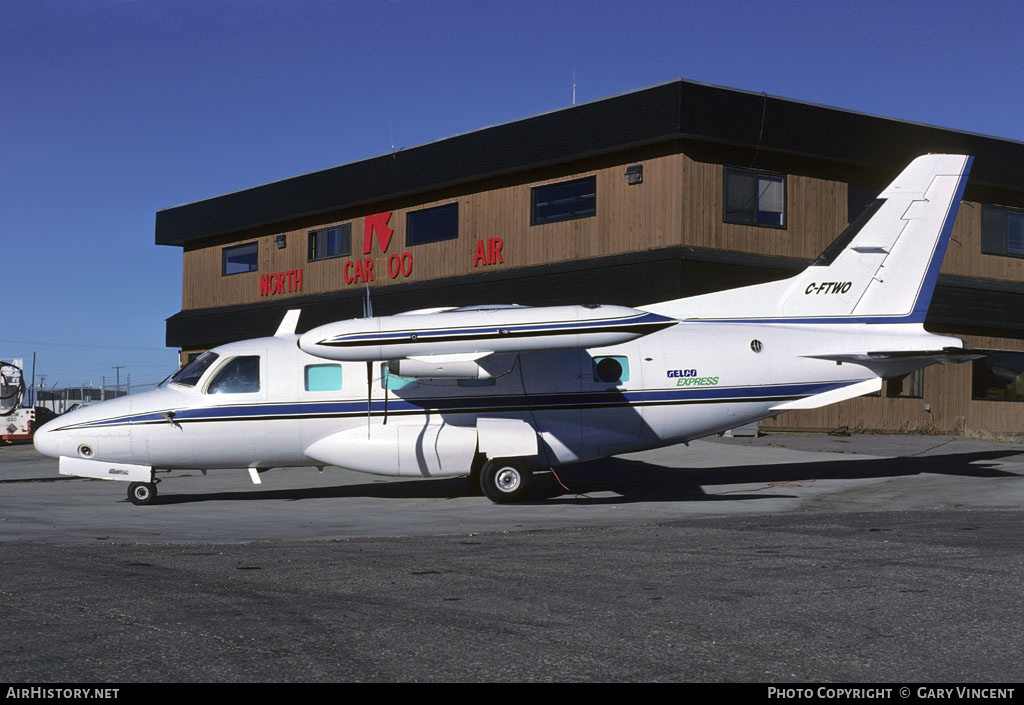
[644,154,973,323]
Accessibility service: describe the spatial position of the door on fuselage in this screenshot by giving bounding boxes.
[517,349,582,464]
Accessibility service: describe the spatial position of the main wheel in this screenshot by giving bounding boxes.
[479,458,533,503]
[127,482,157,506]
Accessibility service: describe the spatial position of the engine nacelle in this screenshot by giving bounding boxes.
[386,353,517,379]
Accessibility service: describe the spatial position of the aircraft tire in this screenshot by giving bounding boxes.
[479,458,533,503]
[127,482,157,506]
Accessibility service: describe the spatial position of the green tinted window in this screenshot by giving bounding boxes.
[380,363,419,390]
[305,364,343,392]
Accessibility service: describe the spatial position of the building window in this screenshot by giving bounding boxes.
[531,176,596,225]
[304,364,343,392]
[308,224,351,261]
[406,203,458,246]
[222,242,258,275]
[972,351,1024,401]
[982,205,1024,258]
[886,369,923,398]
[724,167,786,227]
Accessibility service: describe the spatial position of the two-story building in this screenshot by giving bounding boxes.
[157,79,1024,434]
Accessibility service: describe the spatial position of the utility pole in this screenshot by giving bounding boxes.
[112,365,124,397]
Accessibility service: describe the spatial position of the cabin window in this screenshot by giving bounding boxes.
[380,363,419,390]
[305,364,343,392]
[170,352,219,387]
[207,356,261,394]
[531,176,596,225]
[724,167,786,227]
[981,205,1024,258]
[885,369,923,398]
[308,224,351,261]
[593,356,630,384]
[222,242,258,275]
[972,351,1024,401]
[406,203,458,246]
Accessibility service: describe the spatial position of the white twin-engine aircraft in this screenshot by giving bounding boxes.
[36,154,980,505]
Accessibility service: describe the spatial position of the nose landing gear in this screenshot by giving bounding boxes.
[127,482,158,506]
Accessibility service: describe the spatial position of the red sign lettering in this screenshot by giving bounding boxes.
[259,269,303,297]
[363,212,394,254]
[387,252,414,279]
[344,259,375,284]
[473,238,505,267]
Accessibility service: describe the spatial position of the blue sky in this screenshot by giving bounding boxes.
[3,0,1023,393]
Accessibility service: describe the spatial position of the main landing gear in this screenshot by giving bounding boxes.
[127,481,158,506]
[478,458,533,503]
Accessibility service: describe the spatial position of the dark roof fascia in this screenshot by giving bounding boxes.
[156,79,1024,248]
[156,82,686,247]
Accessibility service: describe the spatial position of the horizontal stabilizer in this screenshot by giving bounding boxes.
[770,379,881,411]
[805,347,985,365]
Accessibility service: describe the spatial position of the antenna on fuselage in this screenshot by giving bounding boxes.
[362,287,374,436]
[365,361,373,438]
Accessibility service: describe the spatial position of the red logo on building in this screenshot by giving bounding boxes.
[363,212,394,254]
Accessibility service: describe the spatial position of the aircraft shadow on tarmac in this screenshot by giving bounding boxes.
[149,447,1023,506]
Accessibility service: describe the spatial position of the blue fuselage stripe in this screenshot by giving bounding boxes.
[56,380,854,430]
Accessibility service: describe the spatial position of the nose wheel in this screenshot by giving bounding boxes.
[127,482,158,506]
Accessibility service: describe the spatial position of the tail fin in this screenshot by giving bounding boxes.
[645,154,973,323]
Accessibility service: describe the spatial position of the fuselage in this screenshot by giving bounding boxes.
[33,320,954,478]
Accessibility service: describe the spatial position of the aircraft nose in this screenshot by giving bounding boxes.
[33,418,61,458]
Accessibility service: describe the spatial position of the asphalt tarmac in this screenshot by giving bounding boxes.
[2,432,1023,683]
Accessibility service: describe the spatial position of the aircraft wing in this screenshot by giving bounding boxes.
[297,304,677,362]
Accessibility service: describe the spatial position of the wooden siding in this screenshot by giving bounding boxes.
[181,145,686,310]
[762,334,1024,435]
[680,158,848,260]
[181,144,1024,312]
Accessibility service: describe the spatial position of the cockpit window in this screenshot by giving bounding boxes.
[170,352,220,387]
[206,356,261,394]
